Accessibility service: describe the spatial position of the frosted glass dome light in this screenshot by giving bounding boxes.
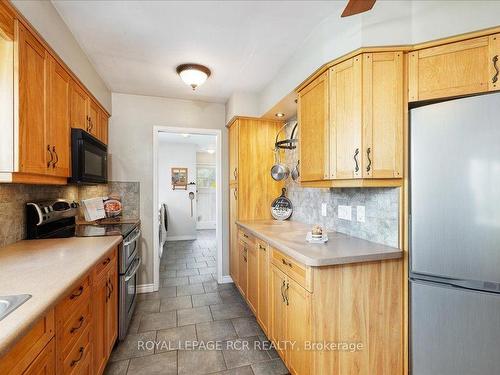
[176,64,211,90]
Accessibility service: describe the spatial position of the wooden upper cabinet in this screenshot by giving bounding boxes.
[362,52,403,179]
[298,71,329,182]
[409,34,500,101]
[18,23,48,175]
[329,57,362,179]
[228,121,238,185]
[87,99,100,138]
[99,110,109,144]
[70,81,88,131]
[47,56,71,177]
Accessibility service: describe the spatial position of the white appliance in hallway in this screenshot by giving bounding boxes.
[410,93,500,375]
[159,203,168,258]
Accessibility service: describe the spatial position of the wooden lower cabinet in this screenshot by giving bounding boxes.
[0,246,119,375]
[256,240,269,335]
[246,242,258,314]
[270,266,288,361]
[237,241,248,297]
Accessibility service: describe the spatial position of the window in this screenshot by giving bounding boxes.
[197,165,216,188]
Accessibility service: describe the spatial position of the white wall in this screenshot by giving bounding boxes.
[12,0,111,111]
[108,93,226,286]
[256,0,500,117]
[225,91,261,123]
[158,142,198,241]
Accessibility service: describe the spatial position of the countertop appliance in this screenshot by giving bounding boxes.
[26,199,141,341]
[70,128,108,184]
[410,93,500,375]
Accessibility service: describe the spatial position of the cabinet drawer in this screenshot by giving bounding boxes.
[59,299,92,358]
[238,229,255,247]
[57,277,91,320]
[0,310,55,374]
[94,248,116,281]
[63,325,92,375]
[271,248,313,292]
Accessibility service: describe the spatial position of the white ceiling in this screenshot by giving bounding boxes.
[158,132,216,152]
[52,0,342,103]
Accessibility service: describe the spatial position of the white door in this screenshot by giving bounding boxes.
[196,165,216,229]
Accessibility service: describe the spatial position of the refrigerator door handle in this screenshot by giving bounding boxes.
[411,274,500,294]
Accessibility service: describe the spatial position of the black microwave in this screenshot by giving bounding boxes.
[70,128,108,184]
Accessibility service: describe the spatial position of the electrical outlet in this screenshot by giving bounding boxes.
[357,206,365,222]
[338,205,352,221]
[321,203,327,217]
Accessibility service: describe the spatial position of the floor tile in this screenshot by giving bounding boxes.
[199,266,216,275]
[160,270,177,278]
[231,317,264,338]
[177,268,200,277]
[163,276,189,287]
[189,274,214,284]
[221,337,270,369]
[177,283,206,296]
[250,359,288,375]
[210,366,255,375]
[160,295,193,312]
[156,325,197,352]
[178,349,226,375]
[127,351,177,375]
[109,331,156,362]
[211,303,252,321]
[177,306,213,326]
[196,320,237,342]
[135,300,161,313]
[103,359,129,375]
[138,311,177,332]
[192,292,223,307]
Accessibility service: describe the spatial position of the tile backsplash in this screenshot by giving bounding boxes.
[0,181,139,248]
[282,121,399,247]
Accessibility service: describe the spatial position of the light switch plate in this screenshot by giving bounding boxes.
[321,203,327,217]
[338,205,352,221]
[357,206,365,222]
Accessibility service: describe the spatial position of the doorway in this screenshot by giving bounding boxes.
[152,126,222,291]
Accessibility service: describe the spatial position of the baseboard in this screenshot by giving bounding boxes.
[196,222,216,230]
[137,283,155,293]
[221,275,233,284]
[166,235,197,241]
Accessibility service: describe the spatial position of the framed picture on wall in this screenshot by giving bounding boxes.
[172,167,188,190]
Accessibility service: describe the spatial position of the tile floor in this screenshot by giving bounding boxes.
[105,230,289,375]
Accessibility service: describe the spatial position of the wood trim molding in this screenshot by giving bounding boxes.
[2,0,110,116]
[300,178,403,188]
[225,115,284,128]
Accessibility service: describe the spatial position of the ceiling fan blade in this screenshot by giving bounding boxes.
[341,0,376,17]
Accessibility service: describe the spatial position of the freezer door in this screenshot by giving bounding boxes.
[410,93,500,284]
[411,279,500,375]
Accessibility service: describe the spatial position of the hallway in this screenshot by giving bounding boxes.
[105,230,288,375]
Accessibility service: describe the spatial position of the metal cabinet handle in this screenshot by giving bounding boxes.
[280,280,286,303]
[259,244,266,251]
[102,257,111,266]
[285,283,289,306]
[86,116,90,132]
[70,316,84,334]
[281,258,292,268]
[69,286,84,300]
[243,233,249,239]
[366,147,372,173]
[70,347,84,367]
[47,145,54,167]
[105,280,109,302]
[353,148,360,173]
[109,276,114,294]
[233,168,237,179]
[233,188,237,200]
[52,146,58,168]
[492,55,499,84]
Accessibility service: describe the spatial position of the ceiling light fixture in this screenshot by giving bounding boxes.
[206,149,215,154]
[176,63,211,90]
[181,133,190,138]
[275,112,285,118]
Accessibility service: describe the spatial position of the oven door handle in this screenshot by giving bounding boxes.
[123,229,141,247]
[124,258,141,282]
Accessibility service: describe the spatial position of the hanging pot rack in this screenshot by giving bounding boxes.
[274,121,298,150]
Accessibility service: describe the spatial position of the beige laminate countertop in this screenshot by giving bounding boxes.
[0,236,122,356]
[237,220,402,267]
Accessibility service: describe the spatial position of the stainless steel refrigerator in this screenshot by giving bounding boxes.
[410,93,500,375]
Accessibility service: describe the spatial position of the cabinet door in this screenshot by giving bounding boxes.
[238,241,248,297]
[106,264,118,355]
[408,35,500,101]
[47,56,70,177]
[229,185,239,284]
[99,110,109,144]
[70,81,88,131]
[257,242,269,335]
[329,56,362,179]
[18,23,48,175]
[87,100,100,138]
[22,339,55,375]
[93,275,107,375]
[270,265,287,361]
[286,278,311,375]
[229,121,238,185]
[247,243,258,315]
[362,52,403,179]
[298,71,329,181]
